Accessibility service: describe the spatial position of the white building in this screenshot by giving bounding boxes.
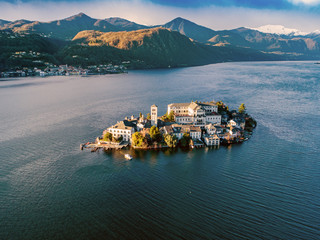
[105,120,135,142]
[205,123,217,135]
[162,124,201,140]
[168,101,221,127]
[204,135,220,146]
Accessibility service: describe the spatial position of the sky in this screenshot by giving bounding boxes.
[0,0,320,32]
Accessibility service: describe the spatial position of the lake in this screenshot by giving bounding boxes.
[0,61,319,239]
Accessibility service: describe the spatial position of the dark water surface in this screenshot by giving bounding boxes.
[0,61,319,239]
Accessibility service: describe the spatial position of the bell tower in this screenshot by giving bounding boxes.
[151,104,158,127]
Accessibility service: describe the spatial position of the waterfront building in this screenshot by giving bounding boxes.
[168,101,221,127]
[105,120,136,142]
[203,134,220,146]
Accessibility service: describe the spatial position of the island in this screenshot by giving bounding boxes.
[81,100,256,152]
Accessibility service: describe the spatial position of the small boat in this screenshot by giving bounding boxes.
[124,154,133,160]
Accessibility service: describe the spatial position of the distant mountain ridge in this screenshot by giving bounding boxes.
[0,13,151,40]
[1,13,320,71]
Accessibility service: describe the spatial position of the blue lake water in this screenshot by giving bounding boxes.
[0,61,319,239]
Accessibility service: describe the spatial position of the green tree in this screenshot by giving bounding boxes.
[161,112,168,121]
[161,110,175,122]
[164,134,178,148]
[180,133,191,147]
[103,132,113,142]
[167,110,175,122]
[114,135,123,143]
[217,101,229,113]
[150,126,162,142]
[238,103,246,114]
[132,132,146,147]
[146,113,151,120]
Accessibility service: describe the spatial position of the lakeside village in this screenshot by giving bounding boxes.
[81,100,257,154]
[0,59,127,79]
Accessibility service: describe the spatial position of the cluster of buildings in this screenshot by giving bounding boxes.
[0,64,127,78]
[103,101,248,147]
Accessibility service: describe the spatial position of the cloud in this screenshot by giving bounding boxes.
[289,0,320,5]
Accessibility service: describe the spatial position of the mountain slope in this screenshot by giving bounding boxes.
[161,17,320,57]
[69,27,217,67]
[0,20,32,29]
[230,27,320,53]
[162,17,216,42]
[63,27,279,68]
[0,13,151,40]
[10,13,120,40]
[0,30,65,70]
[0,19,11,28]
[105,17,150,31]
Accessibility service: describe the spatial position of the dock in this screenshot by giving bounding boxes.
[80,141,129,151]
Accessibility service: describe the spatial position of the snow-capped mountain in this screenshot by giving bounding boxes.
[307,30,320,36]
[250,25,308,36]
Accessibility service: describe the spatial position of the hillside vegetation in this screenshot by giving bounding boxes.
[63,27,278,68]
[0,30,65,70]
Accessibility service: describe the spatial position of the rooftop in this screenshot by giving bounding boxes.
[109,120,135,130]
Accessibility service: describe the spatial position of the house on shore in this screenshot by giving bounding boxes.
[203,134,220,146]
[104,120,136,142]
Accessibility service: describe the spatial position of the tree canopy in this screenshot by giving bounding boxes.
[103,132,113,142]
[217,101,229,113]
[238,103,246,114]
[115,135,123,143]
[150,126,162,142]
[161,110,175,122]
[180,133,191,147]
[164,134,178,148]
[132,132,146,147]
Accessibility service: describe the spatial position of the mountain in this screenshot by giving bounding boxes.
[0,19,11,28]
[6,13,119,40]
[161,17,320,56]
[251,25,308,36]
[230,27,320,53]
[161,18,320,57]
[162,17,216,42]
[67,27,218,68]
[105,17,150,31]
[2,13,320,71]
[61,27,275,69]
[0,20,32,29]
[0,13,150,40]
